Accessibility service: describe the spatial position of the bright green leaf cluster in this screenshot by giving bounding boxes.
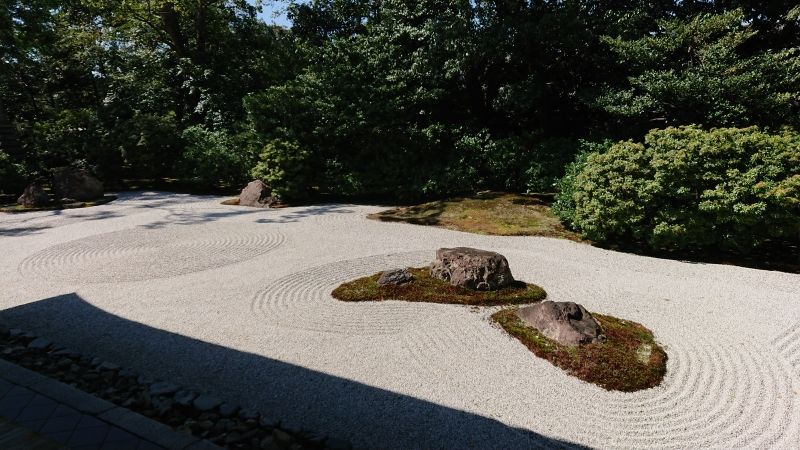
[557,126,800,252]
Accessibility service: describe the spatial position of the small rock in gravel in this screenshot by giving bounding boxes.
[56,358,72,368]
[259,416,279,428]
[272,429,294,447]
[51,348,81,358]
[174,389,197,406]
[260,436,278,450]
[198,420,214,431]
[377,268,414,286]
[214,418,234,433]
[28,337,52,350]
[225,432,245,445]
[98,362,120,371]
[9,328,24,337]
[137,375,154,385]
[90,357,102,367]
[219,402,239,417]
[304,430,326,445]
[193,394,222,412]
[149,381,180,396]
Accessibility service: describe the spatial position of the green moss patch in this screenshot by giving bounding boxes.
[492,308,667,392]
[0,195,117,213]
[368,192,581,239]
[332,267,546,306]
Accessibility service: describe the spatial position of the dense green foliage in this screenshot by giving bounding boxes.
[2,0,799,260]
[555,126,800,252]
[2,0,294,187]
[596,10,800,131]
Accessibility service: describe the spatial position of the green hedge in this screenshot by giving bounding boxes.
[554,126,800,252]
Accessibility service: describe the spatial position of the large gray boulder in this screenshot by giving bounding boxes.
[239,180,280,208]
[430,247,514,291]
[17,183,49,207]
[51,167,103,201]
[516,301,605,346]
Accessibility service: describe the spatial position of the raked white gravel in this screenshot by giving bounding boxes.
[1,191,799,449]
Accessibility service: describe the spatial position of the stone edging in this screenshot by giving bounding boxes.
[0,358,217,449]
[0,327,351,450]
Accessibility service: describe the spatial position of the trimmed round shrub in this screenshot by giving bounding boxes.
[555,126,800,252]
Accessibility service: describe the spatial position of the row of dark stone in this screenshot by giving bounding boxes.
[0,327,351,450]
[17,167,104,207]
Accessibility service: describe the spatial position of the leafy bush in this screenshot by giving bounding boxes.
[250,139,314,200]
[0,150,26,195]
[556,126,800,252]
[180,125,255,186]
[553,140,614,222]
[115,113,181,180]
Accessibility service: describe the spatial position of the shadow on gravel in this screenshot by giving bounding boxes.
[0,294,588,450]
[0,225,53,237]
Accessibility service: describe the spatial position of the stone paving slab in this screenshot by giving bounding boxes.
[0,416,65,450]
[0,359,221,450]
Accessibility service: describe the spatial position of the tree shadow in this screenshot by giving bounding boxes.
[0,294,588,450]
[0,225,52,237]
[253,204,356,224]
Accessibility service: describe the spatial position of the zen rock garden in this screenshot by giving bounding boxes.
[334,246,666,392]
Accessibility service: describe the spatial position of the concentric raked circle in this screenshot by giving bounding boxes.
[250,251,438,336]
[19,223,285,283]
[397,310,799,449]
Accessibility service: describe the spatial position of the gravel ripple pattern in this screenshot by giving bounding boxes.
[250,252,434,335]
[18,223,286,283]
[2,192,799,449]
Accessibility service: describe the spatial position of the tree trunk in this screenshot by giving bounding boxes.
[160,2,187,58]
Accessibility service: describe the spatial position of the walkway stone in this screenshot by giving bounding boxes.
[0,359,221,450]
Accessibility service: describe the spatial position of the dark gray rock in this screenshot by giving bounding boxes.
[149,381,180,396]
[27,337,52,350]
[516,301,605,346]
[430,247,514,291]
[174,389,197,407]
[272,429,294,447]
[51,167,103,201]
[97,362,119,371]
[239,180,280,208]
[52,348,81,358]
[17,183,49,207]
[193,394,222,412]
[377,268,414,286]
[219,402,239,417]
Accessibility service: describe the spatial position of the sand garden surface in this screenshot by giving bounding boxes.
[1,191,799,449]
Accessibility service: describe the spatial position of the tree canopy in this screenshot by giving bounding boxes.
[1,0,798,199]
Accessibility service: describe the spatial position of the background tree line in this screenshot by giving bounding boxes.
[1,0,798,252]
